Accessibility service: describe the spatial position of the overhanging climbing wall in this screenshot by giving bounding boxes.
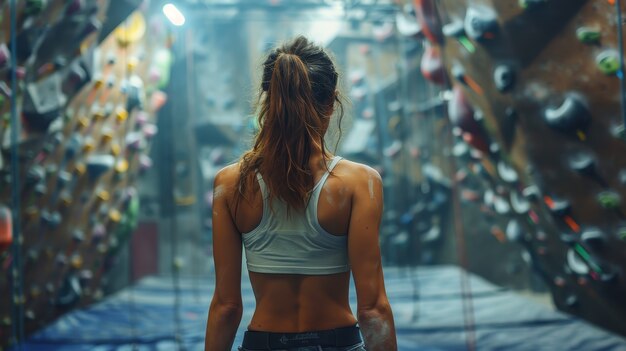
[0,1,172,347]
[415,0,626,336]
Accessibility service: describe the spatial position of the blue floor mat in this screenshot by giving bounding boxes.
[14,265,626,351]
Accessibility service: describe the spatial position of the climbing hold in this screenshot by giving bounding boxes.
[576,27,601,44]
[41,211,62,229]
[26,166,46,185]
[73,163,86,176]
[565,295,579,308]
[413,0,444,44]
[65,134,83,160]
[101,129,114,144]
[581,228,606,249]
[442,20,465,38]
[72,230,84,243]
[115,159,129,174]
[0,206,12,250]
[493,195,511,214]
[0,44,10,69]
[96,190,110,203]
[597,190,620,209]
[569,153,596,176]
[173,257,185,270]
[25,310,35,321]
[91,223,106,243]
[497,161,519,183]
[567,248,589,275]
[126,132,145,151]
[55,274,81,308]
[494,64,515,92]
[452,142,470,158]
[60,192,72,208]
[523,185,541,201]
[109,209,122,223]
[57,171,72,188]
[135,111,149,127]
[143,124,158,139]
[70,254,83,269]
[79,269,93,284]
[464,6,499,42]
[82,139,95,153]
[505,219,523,242]
[548,197,571,217]
[596,50,620,75]
[554,276,566,287]
[448,85,483,136]
[55,253,68,267]
[86,155,115,181]
[139,155,153,172]
[420,45,446,85]
[510,190,530,214]
[544,94,591,132]
[115,108,129,123]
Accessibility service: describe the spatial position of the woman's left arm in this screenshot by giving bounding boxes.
[205,166,243,351]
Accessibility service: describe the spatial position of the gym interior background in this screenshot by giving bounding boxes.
[1,0,626,350]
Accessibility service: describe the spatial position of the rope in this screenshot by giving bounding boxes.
[616,0,626,129]
[9,0,25,348]
[169,26,184,350]
[433,1,478,349]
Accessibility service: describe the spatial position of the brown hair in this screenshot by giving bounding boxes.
[237,36,344,212]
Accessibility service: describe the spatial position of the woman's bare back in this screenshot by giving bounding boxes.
[229,154,359,332]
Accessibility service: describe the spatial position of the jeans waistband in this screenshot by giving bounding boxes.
[242,325,362,350]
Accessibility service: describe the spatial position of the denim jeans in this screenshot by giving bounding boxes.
[238,342,366,351]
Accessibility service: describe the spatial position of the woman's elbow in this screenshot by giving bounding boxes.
[357,299,392,321]
[210,301,243,323]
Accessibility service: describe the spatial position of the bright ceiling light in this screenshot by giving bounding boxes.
[163,3,185,26]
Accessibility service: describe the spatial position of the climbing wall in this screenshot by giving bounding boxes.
[415,0,626,336]
[0,1,172,347]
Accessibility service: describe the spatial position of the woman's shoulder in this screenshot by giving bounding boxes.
[333,158,380,179]
[333,157,382,185]
[213,162,241,191]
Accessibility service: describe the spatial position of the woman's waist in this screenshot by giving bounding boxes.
[249,301,357,333]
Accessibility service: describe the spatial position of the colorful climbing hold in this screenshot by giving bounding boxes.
[464,6,499,42]
[544,94,591,132]
[597,190,620,209]
[596,50,620,75]
[576,27,601,44]
[494,64,515,92]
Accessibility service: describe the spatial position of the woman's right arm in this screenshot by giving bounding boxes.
[347,164,397,351]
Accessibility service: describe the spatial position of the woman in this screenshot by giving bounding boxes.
[205,36,396,351]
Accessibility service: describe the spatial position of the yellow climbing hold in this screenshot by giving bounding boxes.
[114,12,146,47]
[115,159,129,173]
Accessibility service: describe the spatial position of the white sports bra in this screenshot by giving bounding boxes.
[241,156,349,275]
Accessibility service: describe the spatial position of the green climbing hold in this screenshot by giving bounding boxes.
[596,51,620,75]
[597,191,620,209]
[576,27,601,44]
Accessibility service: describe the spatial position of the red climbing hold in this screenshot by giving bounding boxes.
[448,85,490,153]
[413,0,444,44]
[0,205,12,251]
[420,45,446,85]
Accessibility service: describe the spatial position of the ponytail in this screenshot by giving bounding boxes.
[238,36,340,213]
